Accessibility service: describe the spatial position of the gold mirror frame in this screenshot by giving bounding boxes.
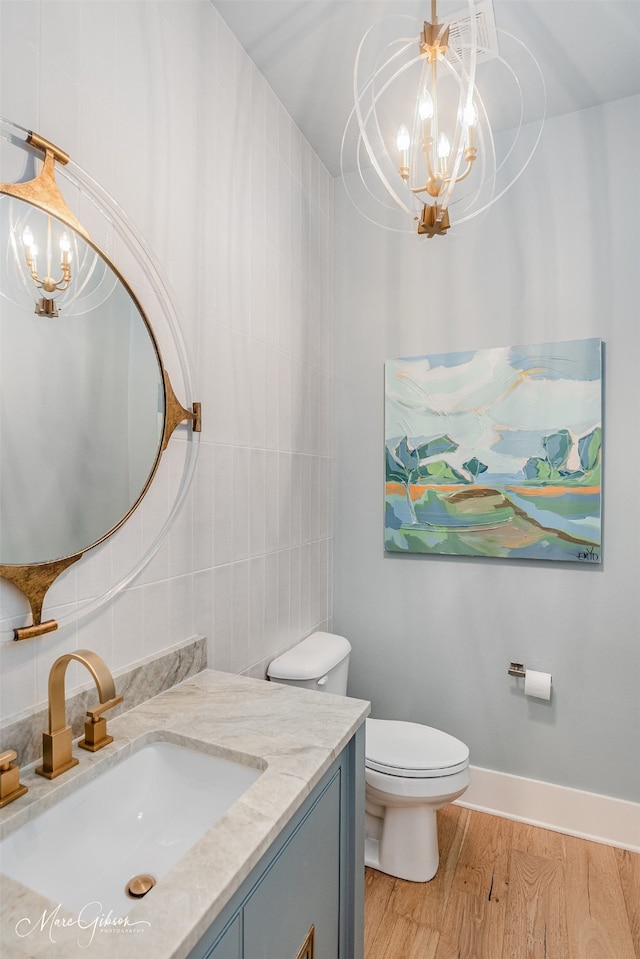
[0,131,201,641]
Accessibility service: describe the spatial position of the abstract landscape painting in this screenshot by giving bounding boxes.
[385,339,602,562]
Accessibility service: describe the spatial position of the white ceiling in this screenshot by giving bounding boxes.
[212,0,640,176]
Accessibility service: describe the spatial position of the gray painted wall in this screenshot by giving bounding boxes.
[333,95,640,802]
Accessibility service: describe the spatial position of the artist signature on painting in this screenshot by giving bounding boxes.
[576,546,599,562]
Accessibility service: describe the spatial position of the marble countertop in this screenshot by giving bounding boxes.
[0,669,369,959]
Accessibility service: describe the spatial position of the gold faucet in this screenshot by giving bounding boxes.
[0,750,28,807]
[35,650,123,780]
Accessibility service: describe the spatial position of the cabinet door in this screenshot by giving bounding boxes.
[204,914,241,959]
[243,772,341,959]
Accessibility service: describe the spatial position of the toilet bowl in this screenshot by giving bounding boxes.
[364,718,470,881]
[267,632,470,883]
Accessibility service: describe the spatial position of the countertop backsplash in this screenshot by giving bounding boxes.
[0,637,207,769]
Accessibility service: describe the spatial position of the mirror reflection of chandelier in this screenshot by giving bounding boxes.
[341,0,546,237]
[20,218,72,316]
[1,131,116,316]
[6,205,116,317]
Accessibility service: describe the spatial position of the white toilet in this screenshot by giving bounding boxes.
[267,631,470,883]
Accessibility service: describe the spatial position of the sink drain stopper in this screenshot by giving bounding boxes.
[125,874,156,899]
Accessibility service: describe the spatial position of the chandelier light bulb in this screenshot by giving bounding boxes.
[419,88,434,121]
[22,226,34,250]
[396,124,411,153]
[59,232,71,253]
[461,101,478,127]
[437,132,450,159]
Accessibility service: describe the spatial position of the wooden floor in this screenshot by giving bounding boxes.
[365,805,640,959]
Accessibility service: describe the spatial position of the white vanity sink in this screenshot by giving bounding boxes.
[0,740,261,918]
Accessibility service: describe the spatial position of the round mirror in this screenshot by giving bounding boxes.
[0,120,200,639]
[0,196,166,566]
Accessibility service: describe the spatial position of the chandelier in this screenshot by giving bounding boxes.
[341,0,546,237]
[19,217,72,316]
[1,132,116,316]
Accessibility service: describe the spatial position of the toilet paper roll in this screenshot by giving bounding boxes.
[524,669,552,701]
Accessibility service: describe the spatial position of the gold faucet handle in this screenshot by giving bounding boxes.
[86,695,124,722]
[0,749,28,808]
[0,749,18,768]
[78,695,124,753]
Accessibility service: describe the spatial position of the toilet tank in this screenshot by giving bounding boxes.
[267,632,351,695]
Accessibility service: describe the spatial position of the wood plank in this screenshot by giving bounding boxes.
[366,914,439,959]
[435,891,506,959]
[511,819,567,863]
[451,809,513,903]
[434,808,508,959]
[502,848,567,959]
[364,866,396,954]
[563,835,637,959]
[389,804,470,928]
[615,847,640,958]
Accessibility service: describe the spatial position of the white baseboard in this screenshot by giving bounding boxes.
[455,765,640,853]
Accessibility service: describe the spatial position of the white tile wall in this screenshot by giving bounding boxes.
[0,0,334,726]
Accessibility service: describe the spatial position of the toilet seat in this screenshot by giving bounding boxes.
[366,718,469,778]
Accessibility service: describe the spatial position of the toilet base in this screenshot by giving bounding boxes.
[366,802,440,882]
[364,770,470,883]
[364,836,383,873]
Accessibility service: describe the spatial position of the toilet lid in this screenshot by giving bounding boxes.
[365,718,469,778]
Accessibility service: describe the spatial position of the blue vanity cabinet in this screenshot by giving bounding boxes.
[187,724,365,959]
[203,915,241,959]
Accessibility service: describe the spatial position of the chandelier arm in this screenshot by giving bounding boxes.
[452,127,494,215]
[26,264,72,293]
[409,149,473,198]
[452,157,475,185]
[424,142,437,185]
[25,260,39,283]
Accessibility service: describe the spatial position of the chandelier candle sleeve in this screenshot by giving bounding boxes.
[397,125,411,179]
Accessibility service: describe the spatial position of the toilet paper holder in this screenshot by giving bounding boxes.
[508,662,526,678]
